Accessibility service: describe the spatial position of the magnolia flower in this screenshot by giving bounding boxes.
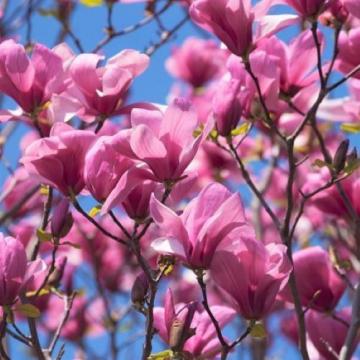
[0,233,46,306]
[0,40,70,124]
[150,182,254,269]
[84,134,134,202]
[337,28,360,79]
[21,123,96,196]
[306,308,353,360]
[211,240,292,320]
[283,0,331,17]
[166,37,226,87]
[189,0,299,57]
[62,49,150,122]
[281,246,346,312]
[154,289,235,357]
[100,99,212,213]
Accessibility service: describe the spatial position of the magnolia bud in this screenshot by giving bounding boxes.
[169,303,196,352]
[131,273,149,305]
[51,198,73,238]
[347,147,358,164]
[333,139,349,173]
[213,79,242,136]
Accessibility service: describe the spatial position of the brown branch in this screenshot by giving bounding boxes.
[339,283,360,360]
[92,0,175,53]
[72,198,128,246]
[196,271,229,359]
[226,138,281,231]
[145,14,190,57]
[0,185,40,226]
[48,292,77,356]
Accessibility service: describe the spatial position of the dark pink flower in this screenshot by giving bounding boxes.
[21,123,96,196]
[150,182,254,269]
[166,37,226,87]
[282,246,346,312]
[211,240,292,320]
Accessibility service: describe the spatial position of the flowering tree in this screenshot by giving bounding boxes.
[0,0,359,359]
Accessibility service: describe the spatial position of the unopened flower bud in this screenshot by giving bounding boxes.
[169,302,196,352]
[51,198,73,238]
[333,139,349,173]
[347,147,358,163]
[131,273,149,305]
[213,79,242,136]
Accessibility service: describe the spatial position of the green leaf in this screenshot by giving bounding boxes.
[250,323,267,339]
[344,158,360,175]
[148,350,173,360]
[231,122,251,137]
[36,228,52,242]
[26,288,50,298]
[15,304,41,318]
[88,205,102,218]
[39,185,49,196]
[80,0,103,6]
[341,123,360,134]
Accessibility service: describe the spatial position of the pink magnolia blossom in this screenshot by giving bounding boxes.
[317,79,360,123]
[0,233,46,306]
[337,28,360,79]
[153,289,235,357]
[100,99,212,213]
[189,0,299,57]
[21,123,96,196]
[303,169,360,219]
[65,49,149,122]
[150,182,254,269]
[84,134,134,202]
[2,167,43,217]
[154,289,197,352]
[121,180,158,220]
[166,37,226,87]
[212,77,250,136]
[189,0,254,57]
[0,40,70,124]
[282,246,346,312]
[320,0,350,24]
[211,240,292,320]
[283,0,331,17]
[226,49,282,117]
[125,98,210,181]
[97,241,131,292]
[45,296,105,341]
[343,0,360,18]
[306,308,353,360]
[257,30,322,97]
[50,198,73,238]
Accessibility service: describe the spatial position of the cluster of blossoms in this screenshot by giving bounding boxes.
[0,0,360,359]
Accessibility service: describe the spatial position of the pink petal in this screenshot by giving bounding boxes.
[5,42,35,92]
